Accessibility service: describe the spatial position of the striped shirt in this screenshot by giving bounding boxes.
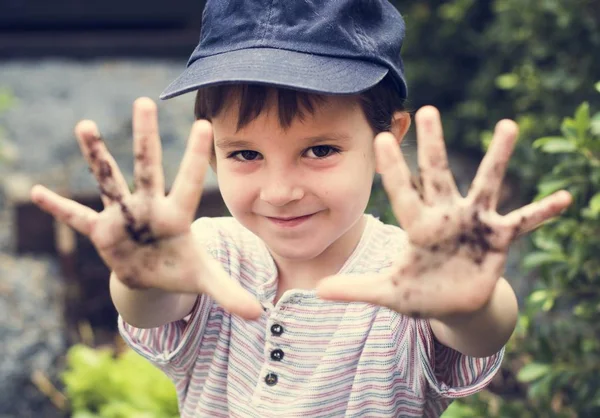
[119,215,503,417]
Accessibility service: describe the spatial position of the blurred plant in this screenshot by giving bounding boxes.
[62,344,179,418]
[0,88,17,163]
[394,0,600,195]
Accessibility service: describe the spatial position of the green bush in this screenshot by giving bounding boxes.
[394,0,600,194]
[61,344,178,418]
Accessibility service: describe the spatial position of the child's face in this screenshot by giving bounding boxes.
[211,93,377,262]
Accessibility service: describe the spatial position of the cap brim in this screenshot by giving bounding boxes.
[160,47,389,100]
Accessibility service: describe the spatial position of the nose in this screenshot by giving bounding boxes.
[260,172,304,207]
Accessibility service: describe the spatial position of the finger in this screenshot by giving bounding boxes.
[375,133,423,227]
[169,120,213,217]
[501,190,572,241]
[316,273,397,307]
[202,257,263,320]
[75,120,130,208]
[30,185,99,236]
[132,97,165,195]
[469,120,518,210]
[415,106,459,204]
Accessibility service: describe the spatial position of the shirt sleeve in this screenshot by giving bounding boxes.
[117,217,221,378]
[118,292,214,377]
[416,318,504,399]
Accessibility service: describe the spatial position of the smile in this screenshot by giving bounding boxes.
[266,213,316,227]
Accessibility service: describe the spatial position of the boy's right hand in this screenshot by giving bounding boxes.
[30,97,263,320]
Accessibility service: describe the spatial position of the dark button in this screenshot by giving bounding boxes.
[270,324,284,336]
[265,372,278,386]
[270,349,284,361]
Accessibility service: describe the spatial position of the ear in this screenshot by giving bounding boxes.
[390,111,411,144]
[209,142,217,172]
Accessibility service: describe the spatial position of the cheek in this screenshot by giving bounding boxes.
[320,157,374,207]
[216,170,254,214]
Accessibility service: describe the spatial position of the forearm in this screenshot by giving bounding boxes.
[110,272,198,329]
[429,277,518,358]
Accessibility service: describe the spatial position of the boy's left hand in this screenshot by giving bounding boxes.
[317,106,572,319]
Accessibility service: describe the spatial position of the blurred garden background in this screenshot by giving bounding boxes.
[0,0,599,417]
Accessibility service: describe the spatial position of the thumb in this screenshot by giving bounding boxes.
[202,257,263,320]
[316,272,396,307]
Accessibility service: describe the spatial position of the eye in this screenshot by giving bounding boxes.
[228,150,262,161]
[305,145,340,159]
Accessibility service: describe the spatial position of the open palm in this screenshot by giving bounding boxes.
[31,98,261,319]
[317,106,572,318]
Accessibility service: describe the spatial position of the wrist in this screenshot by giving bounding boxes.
[429,277,518,357]
[434,294,494,328]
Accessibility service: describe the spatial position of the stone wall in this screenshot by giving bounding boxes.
[0,58,219,418]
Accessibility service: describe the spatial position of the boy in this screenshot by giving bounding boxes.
[30,0,572,416]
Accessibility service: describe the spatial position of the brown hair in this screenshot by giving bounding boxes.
[194,74,407,135]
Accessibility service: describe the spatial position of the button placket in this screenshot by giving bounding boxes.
[263,313,286,388]
[263,298,293,389]
[268,325,285,364]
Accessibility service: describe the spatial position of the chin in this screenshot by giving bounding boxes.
[261,236,332,261]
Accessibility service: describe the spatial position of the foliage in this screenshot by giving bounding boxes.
[61,344,179,418]
[0,88,15,161]
[440,93,600,417]
[0,88,13,114]
[393,0,600,194]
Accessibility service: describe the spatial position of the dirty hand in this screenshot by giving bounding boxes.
[31,97,262,319]
[317,106,572,319]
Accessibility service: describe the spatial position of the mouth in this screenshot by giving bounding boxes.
[266,213,316,227]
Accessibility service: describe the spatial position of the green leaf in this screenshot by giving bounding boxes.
[528,289,549,304]
[496,73,519,90]
[537,138,577,153]
[595,81,600,93]
[535,178,572,200]
[527,373,553,400]
[517,362,552,383]
[522,251,567,269]
[532,136,567,148]
[62,344,178,416]
[591,112,600,136]
[441,400,479,417]
[560,118,578,139]
[575,102,591,140]
[480,130,494,152]
[532,232,562,252]
[588,192,600,215]
[0,89,14,113]
[541,296,555,312]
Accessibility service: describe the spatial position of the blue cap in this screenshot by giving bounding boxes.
[160,0,408,100]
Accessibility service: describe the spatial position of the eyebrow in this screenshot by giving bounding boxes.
[215,132,352,149]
